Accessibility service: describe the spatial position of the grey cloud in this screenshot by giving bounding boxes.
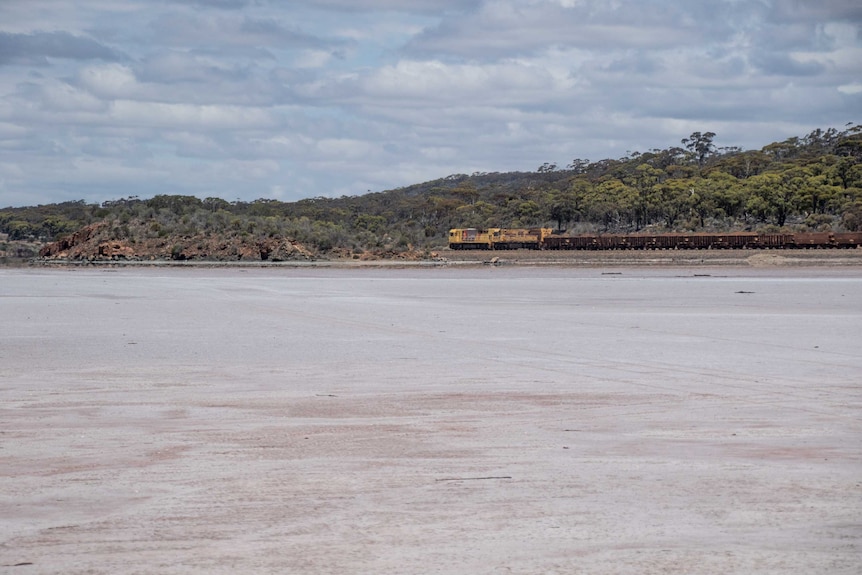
[172,0,252,9]
[309,0,480,14]
[750,51,826,77]
[602,52,664,76]
[404,2,717,60]
[2,0,860,207]
[746,18,856,55]
[634,87,782,123]
[400,0,843,63]
[768,0,862,24]
[238,17,334,48]
[149,12,334,50]
[136,51,254,85]
[0,31,123,66]
[128,54,291,107]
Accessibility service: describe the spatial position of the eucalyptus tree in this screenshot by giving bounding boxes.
[681,131,717,167]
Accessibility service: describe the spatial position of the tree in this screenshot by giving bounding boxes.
[204,197,231,212]
[762,138,802,161]
[515,200,542,224]
[452,182,479,205]
[841,196,862,231]
[566,158,590,173]
[832,157,861,189]
[795,171,840,216]
[714,150,771,179]
[681,131,717,167]
[454,201,496,228]
[5,220,33,240]
[698,171,745,224]
[625,164,664,230]
[548,193,577,231]
[745,173,798,226]
[689,178,718,229]
[587,179,637,231]
[651,179,695,229]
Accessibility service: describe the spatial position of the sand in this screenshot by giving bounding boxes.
[1,266,860,574]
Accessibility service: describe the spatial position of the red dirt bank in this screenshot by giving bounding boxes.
[37,223,434,263]
[38,223,316,262]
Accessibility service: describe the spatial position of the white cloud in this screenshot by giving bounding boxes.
[78,63,139,98]
[315,138,380,160]
[37,78,108,113]
[0,0,860,206]
[109,101,275,130]
[163,131,224,157]
[218,158,281,179]
[838,83,862,95]
[294,49,335,69]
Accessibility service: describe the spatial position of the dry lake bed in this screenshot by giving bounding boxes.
[1,266,861,574]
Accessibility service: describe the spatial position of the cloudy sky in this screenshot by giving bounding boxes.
[1,0,860,207]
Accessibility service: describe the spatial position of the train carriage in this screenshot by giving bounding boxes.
[752,233,794,249]
[711,233,759,249]
[449,228,862,251]
[833,232,862,248]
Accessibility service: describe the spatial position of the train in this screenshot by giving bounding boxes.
[448,228,862,250]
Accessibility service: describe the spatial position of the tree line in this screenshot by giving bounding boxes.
[2,125,860,256]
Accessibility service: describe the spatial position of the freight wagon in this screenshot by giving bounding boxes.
[448,229,862,250]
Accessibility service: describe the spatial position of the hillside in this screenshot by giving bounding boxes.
[2,125,861,262]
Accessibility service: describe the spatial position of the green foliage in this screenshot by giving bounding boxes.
[548,192,578,231]
[681,131,717,167]
[4,124,862,257]
[0,200,90,240]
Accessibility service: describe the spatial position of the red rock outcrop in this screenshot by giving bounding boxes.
[38,224,315,262]
[39,223,108,258]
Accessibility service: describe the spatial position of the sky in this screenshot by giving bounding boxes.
[1,0,861,208]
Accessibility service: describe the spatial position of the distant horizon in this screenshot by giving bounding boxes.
[2,1,860,208]
[4,123,857,210]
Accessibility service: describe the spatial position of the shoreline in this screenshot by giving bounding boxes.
[21,247,862,268]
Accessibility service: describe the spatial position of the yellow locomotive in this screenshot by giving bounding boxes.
[447,228,498,249]
[448,228,552,250]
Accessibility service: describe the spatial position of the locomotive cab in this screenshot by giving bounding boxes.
[448,228,497,250]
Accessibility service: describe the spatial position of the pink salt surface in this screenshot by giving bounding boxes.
[1,266,860,574]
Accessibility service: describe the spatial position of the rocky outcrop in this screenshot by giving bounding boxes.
[257,238,313,261]
[167,236,313,261]
[38,224,315,262]
[35,222,440,263]
[39,223,108,258]
[97,241,136,259]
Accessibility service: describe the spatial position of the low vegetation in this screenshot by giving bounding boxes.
[2,125,861,261]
